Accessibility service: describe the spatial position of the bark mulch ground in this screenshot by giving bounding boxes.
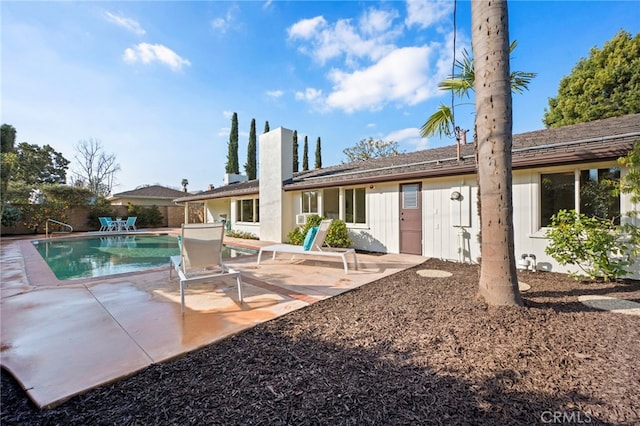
[2,259,639,425]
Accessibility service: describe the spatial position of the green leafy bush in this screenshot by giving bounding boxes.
[225,229,259,240]
[87,197,115,228]
[1,204,22,227]
[286,214,352,248]
[545,209,640,281]
[127,204,163,228]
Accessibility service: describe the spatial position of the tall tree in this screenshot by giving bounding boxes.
[544,30,640,128]
[264,121,270,133]
[472,0,522,306]
[315,137,322,169]
[620,141,640,206]
[343,137,401,162]
[245,118,257,180]
[181,178,189,193]
[72,138,120,196]
[13,142,70,185]
[226,112,239,174]
[302,136,309,171]
[292,130,299,172]
[420,42,536,139]
[1,124,17,215]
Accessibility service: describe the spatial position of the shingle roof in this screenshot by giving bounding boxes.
[174,180,259,202]
[174,114,640,201]
[284,113,640,190]
[112,185,188,199]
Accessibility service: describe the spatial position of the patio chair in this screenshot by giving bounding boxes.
[123,216,137,231]
[257,219,358,274]
[170,223,243,314]
[98,217,115,232]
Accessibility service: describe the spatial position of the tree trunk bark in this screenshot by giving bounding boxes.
[472,0,523,306]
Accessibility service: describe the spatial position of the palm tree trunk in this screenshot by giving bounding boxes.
[472,0,522,306]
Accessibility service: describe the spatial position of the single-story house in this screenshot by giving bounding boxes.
[174,113,640,278]
[109,185,189,206]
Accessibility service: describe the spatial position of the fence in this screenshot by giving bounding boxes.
[1,204,203,235]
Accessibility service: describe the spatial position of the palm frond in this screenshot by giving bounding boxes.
[420,104,454,138]
[510,71,538,94]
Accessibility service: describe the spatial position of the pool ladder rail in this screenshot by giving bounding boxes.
[46,219,73,238]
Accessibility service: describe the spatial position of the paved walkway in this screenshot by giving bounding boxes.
[0,232,426,408]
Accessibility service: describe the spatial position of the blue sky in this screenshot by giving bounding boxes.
[2,1,638,193]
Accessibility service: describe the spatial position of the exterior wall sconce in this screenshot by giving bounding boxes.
[450,191,462,201]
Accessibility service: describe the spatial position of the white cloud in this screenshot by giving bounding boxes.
[266,89,283,98]
[123,43,191,72]
[359,8,399,36]
[105,11,146,35]
[325,46,438,112]
[287,8,400,66]
[223,111,234,119]
[288,16,327,39]
[211,5,239,34]
[295,88,323,102]
[385,127,428,150]
[405,0,454,29]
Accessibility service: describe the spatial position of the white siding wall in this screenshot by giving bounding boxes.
[423,176,480,263]
[349,183,400,253]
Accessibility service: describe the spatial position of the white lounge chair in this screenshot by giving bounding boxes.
[257,219,358,274]
[170,223,243,314]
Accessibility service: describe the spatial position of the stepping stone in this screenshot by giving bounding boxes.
[416,269,452,278]
[519,282,531,292]
[578,295,640,316]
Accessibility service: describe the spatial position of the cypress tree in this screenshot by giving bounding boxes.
[226,112,239,174]
[302,136,309,171]
[292,130,299,172]
[264,121,270,133]
[245,118,257,180]
[315,136,322,169]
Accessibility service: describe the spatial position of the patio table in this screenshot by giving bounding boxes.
[113,219,127,232]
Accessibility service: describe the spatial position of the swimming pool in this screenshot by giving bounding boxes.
[33,234,255,281]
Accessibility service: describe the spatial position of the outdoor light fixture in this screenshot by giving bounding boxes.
[450,191,462,201]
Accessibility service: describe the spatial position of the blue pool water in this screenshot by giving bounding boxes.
[33,234,254,281]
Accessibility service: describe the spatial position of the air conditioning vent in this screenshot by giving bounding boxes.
[295,214,309,225]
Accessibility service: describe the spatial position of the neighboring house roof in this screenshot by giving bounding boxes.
[174,113,640,202]
[111,185,188,201]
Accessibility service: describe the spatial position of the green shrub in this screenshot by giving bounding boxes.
[225,229,259,240]
[286,214,352,248]
[127,204,163,228]
[545,209,640,281]
[87,197,115,228]
[1,204,22,227]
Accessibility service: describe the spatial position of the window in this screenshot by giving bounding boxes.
[323,188,340,220]
[345,187,366,224]
[540,167,620,227]
[302,191,318,214]
[235,199,259,223]
[402,184,419,209]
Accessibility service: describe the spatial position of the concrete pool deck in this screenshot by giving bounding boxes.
[0,230,427,409]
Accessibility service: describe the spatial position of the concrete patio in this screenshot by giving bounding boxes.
[0,231,426,409]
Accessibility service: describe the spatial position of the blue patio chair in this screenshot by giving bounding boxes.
[99,217,115,232]
[123,216,137,231]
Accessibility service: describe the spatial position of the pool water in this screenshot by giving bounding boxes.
[33,234,254,281]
